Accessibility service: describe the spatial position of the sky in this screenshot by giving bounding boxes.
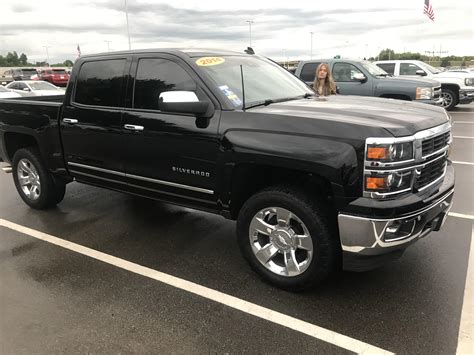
[0,0,472,64]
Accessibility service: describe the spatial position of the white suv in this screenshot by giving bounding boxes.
[374,60,474,110]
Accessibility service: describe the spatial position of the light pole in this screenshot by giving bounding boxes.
[310,32,314,59]
[104,40,112,52]
[124,0,131,50]
[365,43,368,60]
[43,45,51,65]
[246,20,254,47]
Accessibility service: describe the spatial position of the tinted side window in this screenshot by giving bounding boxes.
[400,63,423,75]
[376,63,395,75]
[299,63,320,82]
[133,58,196,110]
[74,59,126,107]
[333,63,363,82]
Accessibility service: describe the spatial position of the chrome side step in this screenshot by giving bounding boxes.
[2,166,12,173]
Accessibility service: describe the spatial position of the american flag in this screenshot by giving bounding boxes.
[77,44,81,58]
[424,0,435,21]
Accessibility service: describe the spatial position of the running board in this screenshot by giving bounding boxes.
[2,166,12,174]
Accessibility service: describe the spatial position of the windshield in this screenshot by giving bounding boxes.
[422,62,441,74]
[29,81,59,90]
[52,69,67,74]
[362,62,389,76]
[197,56,313,108]
[21,69,38,74]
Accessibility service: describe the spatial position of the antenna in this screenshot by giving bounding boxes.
[240,65,246,111]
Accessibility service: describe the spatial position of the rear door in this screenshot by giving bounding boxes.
[120,54,221,209]
[60,56,131,188]
[298,62,321,86]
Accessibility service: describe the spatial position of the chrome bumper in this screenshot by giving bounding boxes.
[338,189,454,256]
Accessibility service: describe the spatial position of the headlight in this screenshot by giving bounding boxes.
[465,78,474,86]
[365,171,413,194]
[366,142,414,162]
[416,87,432,100]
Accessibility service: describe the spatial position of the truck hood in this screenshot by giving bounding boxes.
[433,71,473,79]
[249,95,450,137]
[379,76,440,86]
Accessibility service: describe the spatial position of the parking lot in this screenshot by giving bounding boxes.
[0,104,473,354]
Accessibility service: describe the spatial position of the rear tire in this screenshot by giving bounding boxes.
[12,147,66,209]
[237,186,338,291]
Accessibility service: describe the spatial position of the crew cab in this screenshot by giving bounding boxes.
[38,68,70,87]
[0,49,455,291]
[295,59,443,106]
[374,60,474,110]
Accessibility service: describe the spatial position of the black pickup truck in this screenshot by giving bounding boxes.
[0,49,455,291]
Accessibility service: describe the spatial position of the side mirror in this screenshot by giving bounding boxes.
[159,91,212,117]
[415,69,427,76]
[353,73,367,82]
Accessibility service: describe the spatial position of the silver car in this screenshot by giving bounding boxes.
[6,80,64,96]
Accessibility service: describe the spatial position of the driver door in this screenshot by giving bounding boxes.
[121,55,221,207]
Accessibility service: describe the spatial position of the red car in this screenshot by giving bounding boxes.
[39,68,70,87]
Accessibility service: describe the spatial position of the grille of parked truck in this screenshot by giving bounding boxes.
[0,49,455,291]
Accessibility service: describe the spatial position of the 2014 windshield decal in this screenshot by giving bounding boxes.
[172,166,210,178]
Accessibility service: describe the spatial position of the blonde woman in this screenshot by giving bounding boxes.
[313,63,337,96]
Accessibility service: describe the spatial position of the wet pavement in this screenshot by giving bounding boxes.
[0,104,473,354]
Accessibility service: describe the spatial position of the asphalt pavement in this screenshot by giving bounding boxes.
[0,103,473,354]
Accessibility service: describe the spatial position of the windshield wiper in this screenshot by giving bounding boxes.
[244,99,274,110]
[244,93,314,110]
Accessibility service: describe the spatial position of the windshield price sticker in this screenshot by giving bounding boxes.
[196,57,225,66]
[219,85,242,107]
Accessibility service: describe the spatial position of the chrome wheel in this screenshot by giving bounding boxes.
[249,207,313,277]
[440,91,454,108]
[17,158,41,200]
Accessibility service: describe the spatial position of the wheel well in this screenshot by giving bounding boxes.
[441,84,460,101]
[379,94,411,101]
[229,164,335,220]
[3,133,38,162]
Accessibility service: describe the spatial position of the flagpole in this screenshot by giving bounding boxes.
[125,0,132,50]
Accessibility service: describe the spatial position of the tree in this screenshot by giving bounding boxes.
[6,51,19,65]
[19,53,28,65]
[63,60,74,67]
[440,58,451,67]
[378,48,396,60]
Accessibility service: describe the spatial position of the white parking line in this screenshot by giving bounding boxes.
[453,122,474,124]
[0,218,393,355]
[453,136,474,139]
[457,224,474,354]
[449,213,474,221]
[452,161,474,166]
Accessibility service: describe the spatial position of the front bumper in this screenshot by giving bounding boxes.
[338,163,455,271]
[459,89,474,104]
[416,97,444,106]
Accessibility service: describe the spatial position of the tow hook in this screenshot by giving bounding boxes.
[1,166,12,174]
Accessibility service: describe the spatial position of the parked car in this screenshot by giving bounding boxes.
[295,59,442,106]
[0,49,454,291]
[5,80,64,96]
[374,60,474,110]
[39,68,70,87]
[0,69,14,85]
[0,85,22,98]
[10,68,39,81]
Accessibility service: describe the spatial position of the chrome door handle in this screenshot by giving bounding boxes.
[124,124,144,131]
[63,118,78,124]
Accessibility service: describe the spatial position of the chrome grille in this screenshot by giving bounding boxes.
[422,131,451,157]
[433,87,441,100]
[414,157,447,190]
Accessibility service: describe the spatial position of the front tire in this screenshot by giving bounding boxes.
[12,147,66,209]
[440,88,457,110]
[237,186,338,291]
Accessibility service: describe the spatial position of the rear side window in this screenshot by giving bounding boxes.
[376,63,395,75]
[133,58,196,110]
[74,59,126,107]
[299,63,320,82]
